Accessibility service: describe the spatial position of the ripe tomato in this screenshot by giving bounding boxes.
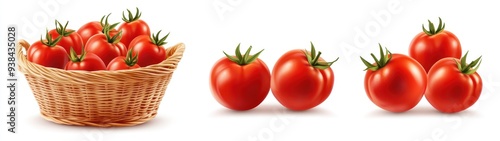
[425,52,482,113]
[77,21,101,45]
[107,49,140,70]
[361,44,427,112]
[409,17,461,72]
[128,31,169,67]
[77,14,119,46]
[210,44,270,110]
[65,48,106,71]
[85,26,127,65]
[271,42,338,111]
[118,8,151,48]
[27,32,68,69]
[48,20,84,55]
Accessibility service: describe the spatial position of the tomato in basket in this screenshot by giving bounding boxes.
[77,14,119,46]
[128,30,169,67]
[48,20,84,55]
[27,31,69,69]
[118,7,151,48]
[65,47,106,71]
[85,24,127,65]
[107,49,141,70]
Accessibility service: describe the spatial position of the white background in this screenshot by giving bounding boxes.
[1,0,500,141]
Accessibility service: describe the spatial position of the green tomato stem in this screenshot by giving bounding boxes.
[55,20,74,37]
[360,43,392,71]
[223,43,263,66]
[454,51,482,75]
[68,47,86,62]
[122,7,142,23]
[41,29,62,47]
[124,49,139,67]
[422,17,446,36]
[150,30,169,46]
[306,42,338,70]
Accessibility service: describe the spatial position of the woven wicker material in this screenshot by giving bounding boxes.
[16,39,185,127]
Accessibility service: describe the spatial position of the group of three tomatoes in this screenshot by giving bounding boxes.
[210,18,482,113]
[27,8,170,71]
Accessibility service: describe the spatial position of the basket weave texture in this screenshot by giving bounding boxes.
[16,39,185,127]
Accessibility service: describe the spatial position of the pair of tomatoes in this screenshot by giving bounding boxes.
[27,8,170,71]
[362,18,482,113]
[210,43,338,111]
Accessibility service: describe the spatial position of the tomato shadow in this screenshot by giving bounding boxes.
[284,107,334,116]
[366,106,441,118]
[212,104,333,117]
[366,106,482,118]
[452,110,481,117]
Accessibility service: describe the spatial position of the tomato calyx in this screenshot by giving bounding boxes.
[223,43,263,66]
[150,30,170,46]
[422,17,446,36]
[103,23,123,44]
[122,7,142,23]
[305,42,339,70]
[41,30,62,47]
[68,47,86,63]
[360,43,392,71]
[100,14,120,33]
[455,51,482,75]
[124,49,139,67]
[54,20,75,37]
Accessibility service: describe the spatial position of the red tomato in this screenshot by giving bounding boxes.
[77,14,119,46]
[85,26,127,65]
[77,21,101,45]
[27,32,68,69]
[48,20,84,55]
[118,8,151,48]
[362,44,427,112]
[65,48,106,71]
[128,31,169,67]
[425,52,482,113]
[409,17,461,72]
[271,42,338,111]
[210,44,270,110]
[107,49,141,70]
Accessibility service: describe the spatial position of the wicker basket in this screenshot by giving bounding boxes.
[16,39,185,127]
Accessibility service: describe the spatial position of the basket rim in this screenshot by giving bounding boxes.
[17,39,185,82]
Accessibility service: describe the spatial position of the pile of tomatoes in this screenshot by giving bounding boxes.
[362,18,482,113]
[27,8,171,71]
[210,43,339,111]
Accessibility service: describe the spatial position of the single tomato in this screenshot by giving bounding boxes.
[85,25,127,65]
[48,20,84,55]
[118,8,151,48]
[107,49,140,70]
[77,14,119,46]
[271,42,338,111]
[128,31,169,67]
[409,17,461,72]
[65,47,106,71]
[27,32,68,69]
[425,52,483,113]
[361,44,427,112]
[210,44,270,110]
